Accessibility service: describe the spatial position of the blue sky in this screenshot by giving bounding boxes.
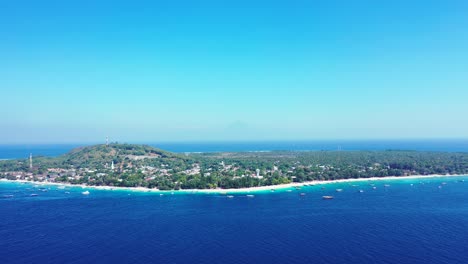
[1,0,467,143]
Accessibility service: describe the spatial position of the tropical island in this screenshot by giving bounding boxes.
[1,143,467,190]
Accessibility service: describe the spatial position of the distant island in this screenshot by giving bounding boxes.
[1,143,467,190]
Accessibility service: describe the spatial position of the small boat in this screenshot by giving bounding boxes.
[65,192,70,194]
[336,189,343,192]
[384,184,390,187]
[30,194,38,197]
[441,182,447,185]
[358,190,364,193]
[227,195,234,198]
[246,195,255,198]
[160,194,164,196]
[299,193,306,196]
[2,195,14,198]
[372,187,377,190]
[82,191,90,195]
[322,196,334,200]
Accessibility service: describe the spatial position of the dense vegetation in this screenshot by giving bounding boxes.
[1,144,467,190]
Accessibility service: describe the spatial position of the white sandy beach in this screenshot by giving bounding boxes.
[1,174,466,194]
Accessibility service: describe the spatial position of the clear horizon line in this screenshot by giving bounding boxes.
[0,137,467,145]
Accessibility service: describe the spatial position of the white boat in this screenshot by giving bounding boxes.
[336,189,343,192]
[82,191,90,195]
[246,195,255,198]
[322,195,334,200]
[227,195,234,198]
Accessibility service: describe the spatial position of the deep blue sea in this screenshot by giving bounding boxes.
[2,176,468,264]
[1,139,467,159]
[1,141,468,263]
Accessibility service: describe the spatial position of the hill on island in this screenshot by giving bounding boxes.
[62,143,177,168]
[0,144,185,174]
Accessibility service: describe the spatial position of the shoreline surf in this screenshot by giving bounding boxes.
[1,174,466,194]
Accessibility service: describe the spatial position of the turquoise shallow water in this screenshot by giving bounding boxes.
[1,176,468,264]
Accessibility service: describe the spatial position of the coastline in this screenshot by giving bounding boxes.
[1,174,466,194]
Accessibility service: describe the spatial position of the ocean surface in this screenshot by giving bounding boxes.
[1,139,467,159]
[2,176,468,264]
